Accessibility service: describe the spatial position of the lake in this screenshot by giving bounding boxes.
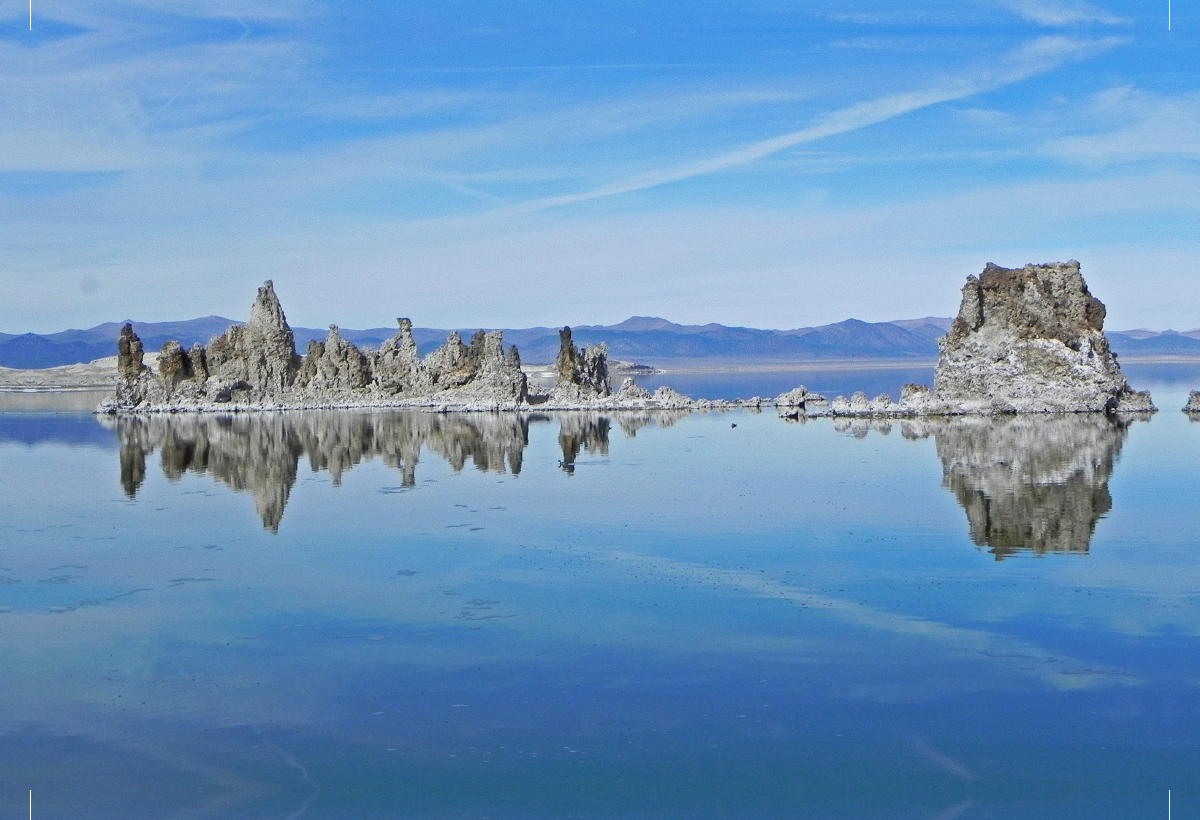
[2,366,1200,819]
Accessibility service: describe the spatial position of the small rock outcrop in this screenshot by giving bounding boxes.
[295,326,372,392]
[551,327,610,402]
[372,318,430,395]
[116,323,145,380]
[114,323,151,406]
[933,261,1152,414]
[815,262,1155,417]
[1185,391,1200,413]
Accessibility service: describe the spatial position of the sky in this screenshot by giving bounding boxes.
[0,0,1197,332]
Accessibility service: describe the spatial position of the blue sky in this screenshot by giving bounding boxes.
[1,0,1197,331]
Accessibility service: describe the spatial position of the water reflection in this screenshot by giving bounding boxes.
[105,411,684,531]
[104,409,1137,554]
[904,415,1134,559]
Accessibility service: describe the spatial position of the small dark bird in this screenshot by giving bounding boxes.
[731,423,737,428]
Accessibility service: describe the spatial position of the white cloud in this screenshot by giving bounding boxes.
[513,36,1121,212]
[997,0,1127,26]
[1045,87,1200,166]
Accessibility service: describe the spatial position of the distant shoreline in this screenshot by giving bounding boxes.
[6,354,1200,396]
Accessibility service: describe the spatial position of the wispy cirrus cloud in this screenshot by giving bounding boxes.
[1046,86,1200,165]
[997,0,1127,26]
[516,36,1121,212]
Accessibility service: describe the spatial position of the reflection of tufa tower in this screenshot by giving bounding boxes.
[926,415,1131,559]
[108,411,632,531]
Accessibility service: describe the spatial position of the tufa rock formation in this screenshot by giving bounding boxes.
[103,282,532,412]
[551,327,611,402]
[820,262,1155,417]
[116,324,145,380]
[933,262,1153,414]
[102,262,1156,416]
[205,280,301,394]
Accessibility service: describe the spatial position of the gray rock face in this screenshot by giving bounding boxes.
[814,262,1155,417]
[933,261,1150,414]
[205,281,300,394]
[105,282,530,412]
[117,324,145,381]
[551,327,610,402]
[373,318,430,395]
[296,326,372,391]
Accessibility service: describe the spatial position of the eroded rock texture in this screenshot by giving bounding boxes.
[551,327,610,402]
[106,282,529,411]
[116,324,145,380]
[933,262,1152,414]
[205,281,301,395]
[373,318,430,395]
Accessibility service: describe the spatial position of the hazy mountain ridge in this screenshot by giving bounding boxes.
[3,315,1199,369]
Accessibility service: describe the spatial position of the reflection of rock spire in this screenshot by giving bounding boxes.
[913,415,1131,559]
[106,410,676,528]
[109,411,537,531]
[557,414,611,470]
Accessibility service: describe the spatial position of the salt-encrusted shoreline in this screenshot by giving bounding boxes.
[99,262,1163,418]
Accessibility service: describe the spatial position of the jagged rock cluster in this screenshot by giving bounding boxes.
[103,280,771,413]
[104,409,676,529]
[108,281,544,412]
[551,327,610,402]
[1186,392,1200,414]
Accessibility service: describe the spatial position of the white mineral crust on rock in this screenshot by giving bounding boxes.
[100,264,1156,416]
[813,262,1155,418]
[932,261,1152,414]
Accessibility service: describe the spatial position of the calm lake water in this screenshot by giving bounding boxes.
[3,367,1200,819]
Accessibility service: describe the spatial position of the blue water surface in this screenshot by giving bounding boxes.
[2,375,1200,819]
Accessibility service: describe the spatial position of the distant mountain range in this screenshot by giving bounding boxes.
[2,315,1199,370]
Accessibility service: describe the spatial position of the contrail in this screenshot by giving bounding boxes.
[511,35,1121,213]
